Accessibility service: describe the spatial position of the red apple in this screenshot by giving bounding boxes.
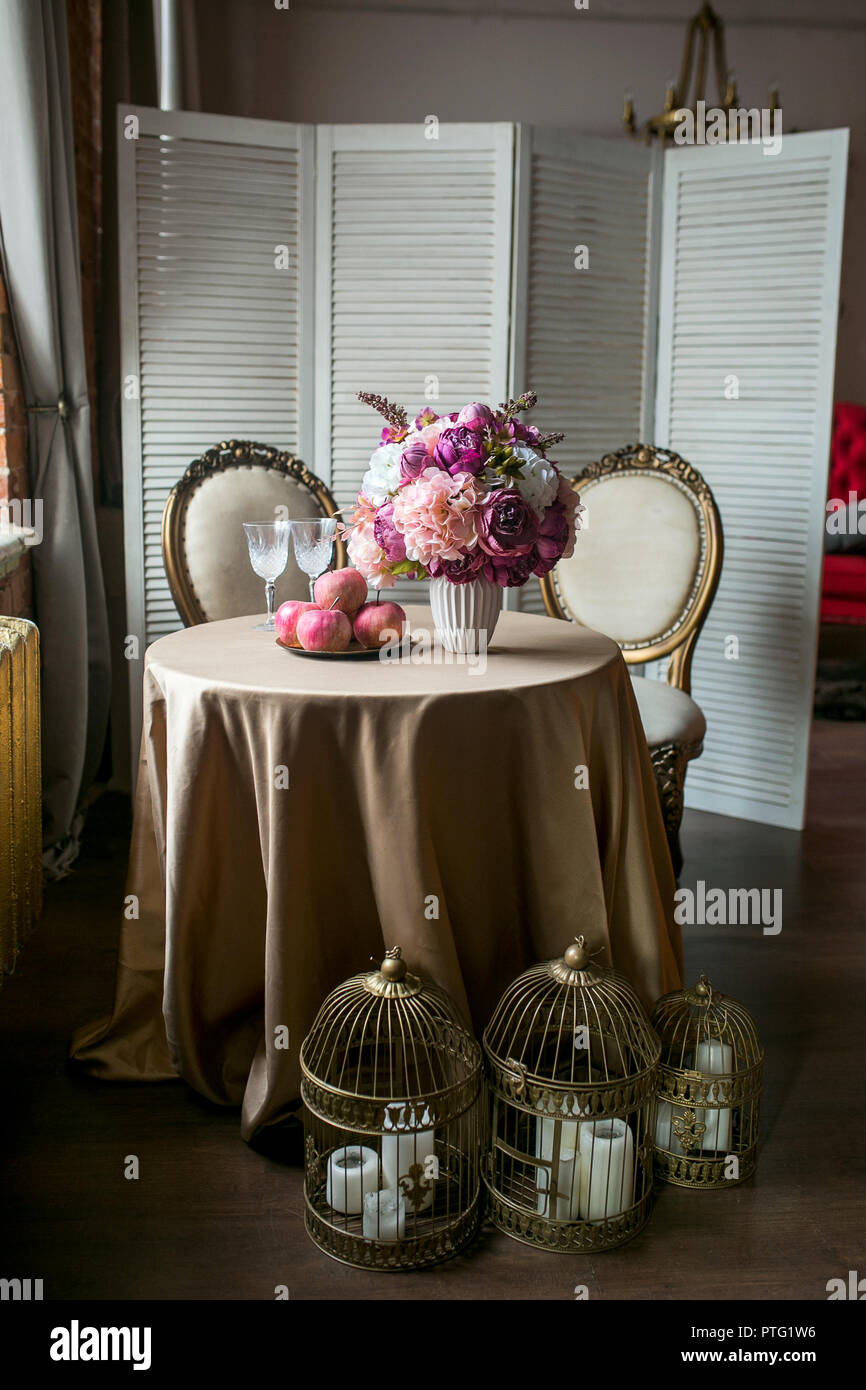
[275,600,318,648]
[297,607,352,652]
[353,600,407,649]
[313,567,368,617]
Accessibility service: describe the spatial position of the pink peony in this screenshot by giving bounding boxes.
[400,439,431,483]
[373,501,407,563]
[427,548,488,584]
[476,487,538,558]
[433,425,487,476]
[391,467,480,567]
[482,551,537,588]
[345,495,397,589]
[416,418,453,454]
[532,501,569,576]
[456,401,494,429]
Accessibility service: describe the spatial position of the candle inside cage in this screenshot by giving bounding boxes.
[325,1145,380,1215]
[381,1105,436,1211]
[534,1106,585,1219]
[578,1117,635,1221]
[363,1188,406,1241]
[695,1039,733,1151]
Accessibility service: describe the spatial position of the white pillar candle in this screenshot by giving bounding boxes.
[535,1114,581,1219]
[695,1039,733,1152]
[381,1106,436,1212]
[326,1145,380,1215]
[363,1188,406,1242]
[654,1099,674,1150]
[578,1118,635,1221]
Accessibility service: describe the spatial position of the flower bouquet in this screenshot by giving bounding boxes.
[343,390,584,652]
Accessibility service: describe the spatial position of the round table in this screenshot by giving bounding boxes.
[71,606,682,1140]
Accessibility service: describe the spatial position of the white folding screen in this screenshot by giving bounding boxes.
[653,130,849,829]
[118,111,848,826]
[119,107,313,659]
[510,128,661,614]
[314,123,514,608]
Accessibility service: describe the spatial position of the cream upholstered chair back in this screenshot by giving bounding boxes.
[162,441,346,626]
[540,445,723,694]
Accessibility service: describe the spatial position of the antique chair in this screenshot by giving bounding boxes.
[161,440,346,626]
[539,444,723,876]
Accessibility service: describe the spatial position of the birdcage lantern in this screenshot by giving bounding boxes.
[482,937,661,1252]
[299,946,483,1270]
[651,974,763,1188]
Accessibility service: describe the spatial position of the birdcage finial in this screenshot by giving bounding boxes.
[563,936,591,971]
[380,946,407,981]
[688,974,714,1006]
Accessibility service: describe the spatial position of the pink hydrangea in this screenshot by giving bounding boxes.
[391,467,480,566]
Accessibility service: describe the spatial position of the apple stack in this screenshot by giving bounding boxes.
[275,568,406,653]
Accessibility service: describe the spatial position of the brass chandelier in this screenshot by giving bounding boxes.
[623,2,780,144]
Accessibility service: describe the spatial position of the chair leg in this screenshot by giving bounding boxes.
[649,741,692,880]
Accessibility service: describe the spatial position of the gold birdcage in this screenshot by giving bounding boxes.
[482,937,661,1252]
[651,974,762,1188]
[299,946,483,1270]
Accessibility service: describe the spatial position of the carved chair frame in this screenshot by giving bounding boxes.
[162,439,346,627]
[539,444,724,696]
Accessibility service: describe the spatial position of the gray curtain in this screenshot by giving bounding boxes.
[0,0,111,871]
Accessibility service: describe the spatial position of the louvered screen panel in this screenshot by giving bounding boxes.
[316,124,513,609]
[119,107,312,659]
[654,131,848,828]
[512,130,658,614]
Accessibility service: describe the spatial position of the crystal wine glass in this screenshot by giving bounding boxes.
[291,517,338,601]
[243,520,292,630]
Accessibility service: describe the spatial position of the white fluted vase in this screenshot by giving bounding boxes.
[429,576,502,654]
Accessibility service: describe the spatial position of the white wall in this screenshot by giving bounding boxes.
[192,0,866,403]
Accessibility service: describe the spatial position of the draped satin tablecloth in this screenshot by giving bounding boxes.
[71,606,683,1140]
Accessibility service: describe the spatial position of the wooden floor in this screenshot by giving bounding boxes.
[2,720,864,1301]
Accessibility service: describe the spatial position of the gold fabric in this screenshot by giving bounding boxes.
[70,607,683,1141]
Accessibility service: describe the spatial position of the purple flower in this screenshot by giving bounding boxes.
[482,551,536,588]
[433,426,487,476]
[427,549,487,584]
[477,487,538,558]
[487,419,519,449]
[373,502,406,563]
[456,401,494,430]
[380,424,408,445]
[413,408,439,429]
[513,421,543,449]
[531,500,569,576]
[400,439,431,484]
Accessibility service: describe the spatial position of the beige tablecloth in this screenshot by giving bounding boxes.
[71,607,683,1140]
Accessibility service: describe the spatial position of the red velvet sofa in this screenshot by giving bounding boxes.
[822,402,866,626]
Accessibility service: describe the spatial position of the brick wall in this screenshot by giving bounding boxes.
[0,274,33,620]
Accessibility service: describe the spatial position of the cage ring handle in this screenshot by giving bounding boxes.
[504,1056,528,1098]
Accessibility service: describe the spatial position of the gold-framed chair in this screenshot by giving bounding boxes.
[162,439,346,626]
[539,443,723,876]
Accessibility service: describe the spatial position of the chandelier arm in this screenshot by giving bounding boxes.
[677,13,699,106]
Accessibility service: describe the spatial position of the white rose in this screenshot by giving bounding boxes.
[511,445,559,516]
[360,442,405,504]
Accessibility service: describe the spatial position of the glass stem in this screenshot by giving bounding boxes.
[309,577,316,602]
[266,580,276,626]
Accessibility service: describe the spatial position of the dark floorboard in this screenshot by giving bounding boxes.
[1,721,864,1300]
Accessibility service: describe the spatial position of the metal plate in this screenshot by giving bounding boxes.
[276,637,385,661]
